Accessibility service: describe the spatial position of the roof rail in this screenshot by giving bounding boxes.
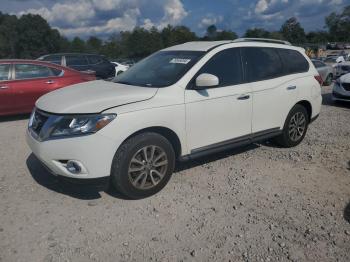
[233,38,291,46]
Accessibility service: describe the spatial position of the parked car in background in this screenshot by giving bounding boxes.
[323,56,338,66]
[333,73,350,102]
[334,62,350,78]
[37,53,115,79]
[312,59,334,85]
[26,39,322,199]
[111,61,129,76]
[0,60,95,116]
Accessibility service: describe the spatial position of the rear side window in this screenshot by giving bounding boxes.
[243,47,283,82]
[41,55,62,65]
[197,48,243,86]
[0,64,10,81]
[14,64,52,80]
[278,49,309,74]
[87,55,103,64]
[66,55,88,66]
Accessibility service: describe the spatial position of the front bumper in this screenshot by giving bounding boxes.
[26,129,117,179]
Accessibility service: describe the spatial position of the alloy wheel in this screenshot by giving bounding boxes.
[288,112,306,142]
[128,145,168,190]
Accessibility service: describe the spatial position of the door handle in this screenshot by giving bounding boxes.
[287,85,296,90]
[0,85,9,90]
[237,94,250,100]
[45,80,54,84]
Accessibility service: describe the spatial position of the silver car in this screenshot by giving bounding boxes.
[312,59,334,85]
[333,73,350,102]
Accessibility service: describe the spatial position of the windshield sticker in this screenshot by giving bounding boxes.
[170,58,191,64]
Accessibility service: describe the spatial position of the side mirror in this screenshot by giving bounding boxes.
[195,73,219,89]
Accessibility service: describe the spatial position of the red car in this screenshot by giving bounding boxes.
[0,59,96,116]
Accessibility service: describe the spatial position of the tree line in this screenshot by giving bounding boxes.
[0,5,349,60]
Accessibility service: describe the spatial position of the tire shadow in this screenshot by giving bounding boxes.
[322,93,350,108]
[26,144,261,200]
[26,153,107,200]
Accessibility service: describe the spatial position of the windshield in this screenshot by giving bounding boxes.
[114,51,205,87]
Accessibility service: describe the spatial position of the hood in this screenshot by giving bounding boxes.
[340,72,350,83]
[36,80,157,114]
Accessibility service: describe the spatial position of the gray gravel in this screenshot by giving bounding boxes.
[0,85,349,262]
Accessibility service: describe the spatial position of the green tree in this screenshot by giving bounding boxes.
[70,37,86,52]
[306,31,330,43]
[86,36,102,53]
[215,30,237,40]
[325,5,350,42]
[161,25,197,47]
[244,28,270,38]
[0,13,18,58]
[206,24,217,39]
[280,17,306,44]
[16,14,61,58]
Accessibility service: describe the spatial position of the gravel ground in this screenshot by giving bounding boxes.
[0,85,349,262]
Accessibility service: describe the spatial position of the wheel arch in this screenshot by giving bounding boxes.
[122,126,182,159]
[295,100,312,121]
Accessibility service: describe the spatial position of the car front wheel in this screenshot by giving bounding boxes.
[111,132,175,199]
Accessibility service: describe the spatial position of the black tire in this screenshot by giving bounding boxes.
[111,132,175,199]
[273,104,309,148]
[324,74,333,86]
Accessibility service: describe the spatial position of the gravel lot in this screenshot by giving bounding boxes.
[0,85,349,262]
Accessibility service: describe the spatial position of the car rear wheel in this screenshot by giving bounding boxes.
[273,104,309,148]
[111,132,175,199]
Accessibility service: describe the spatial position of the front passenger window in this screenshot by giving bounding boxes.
[197,48,243,87]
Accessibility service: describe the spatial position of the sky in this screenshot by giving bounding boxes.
[0,0,349,38]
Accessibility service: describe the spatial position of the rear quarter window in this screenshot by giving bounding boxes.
[278,49,309,74]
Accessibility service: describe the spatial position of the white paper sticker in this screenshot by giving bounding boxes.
[170,58,191,64]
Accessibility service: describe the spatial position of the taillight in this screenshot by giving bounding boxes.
[314,75,323,86]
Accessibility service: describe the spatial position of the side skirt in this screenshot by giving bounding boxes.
[179,128,281,161]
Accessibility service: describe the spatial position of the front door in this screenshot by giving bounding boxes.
[185,48,252,151]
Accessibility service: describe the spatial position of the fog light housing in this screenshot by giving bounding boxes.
[66,160,82,174]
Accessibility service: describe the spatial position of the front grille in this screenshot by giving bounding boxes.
[30,110,49,136]
[342,83,350,91]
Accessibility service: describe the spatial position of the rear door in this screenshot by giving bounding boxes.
[242,47,301,133]
[0,63,14,115]
[11,63,58,113]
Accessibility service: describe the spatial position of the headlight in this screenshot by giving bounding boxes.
[50,114,116,138]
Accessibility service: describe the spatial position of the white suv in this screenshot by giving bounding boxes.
[27,39,322,199]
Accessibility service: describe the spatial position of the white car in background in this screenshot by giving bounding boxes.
[26,39,322,199]
[111,61,129,76]
[333,73,350,102]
